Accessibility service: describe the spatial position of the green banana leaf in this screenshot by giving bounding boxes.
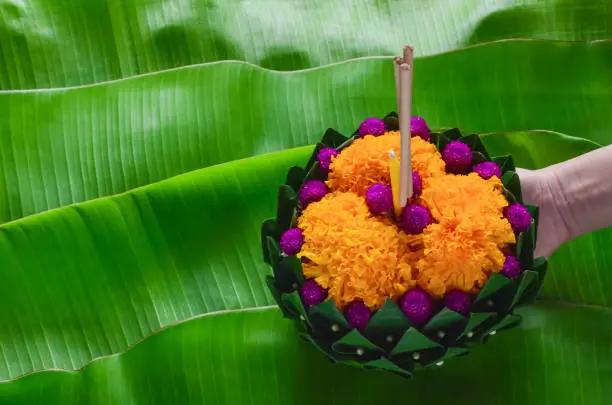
[0,130,609,391]
[1,0,612,89]
[1,303,609,405]
[2,40,612,223]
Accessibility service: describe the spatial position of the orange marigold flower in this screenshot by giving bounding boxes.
[327,131,445,195]
[297,191,417,309]
[416,173,516,297]
[420,173,510,221]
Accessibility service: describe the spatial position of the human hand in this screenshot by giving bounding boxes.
[518,144,612,259]
[516,168,571,259]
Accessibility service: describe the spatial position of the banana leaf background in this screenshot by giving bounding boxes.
[1,0,612,404]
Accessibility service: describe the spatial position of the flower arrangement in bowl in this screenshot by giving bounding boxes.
[261,46,547,378]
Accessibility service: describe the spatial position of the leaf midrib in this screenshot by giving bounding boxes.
[1,38,609,94]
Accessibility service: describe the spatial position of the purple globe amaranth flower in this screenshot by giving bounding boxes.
[279,228,304,256]
[300,279,328,307]
[400,289,433,326]
[317,147,339,173]
[358,117,386,137]
[411,116,431,141]
[473,161,502,180]
[442,141,473,174]
[399,204,433,235]
[501,254,522,280]
[365,183,393,215]
[412,171,423,197]
[444,290,471,316]
[344,300,371,330]
[299,180,328,207]
[504,203,532,233]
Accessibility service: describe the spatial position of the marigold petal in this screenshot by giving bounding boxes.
[327,132,445,196]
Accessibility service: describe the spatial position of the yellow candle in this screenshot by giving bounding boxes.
[388,150,402,217]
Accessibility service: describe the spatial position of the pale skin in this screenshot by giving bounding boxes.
[517,144,612,258]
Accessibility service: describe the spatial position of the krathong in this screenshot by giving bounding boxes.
[261,45,547,378]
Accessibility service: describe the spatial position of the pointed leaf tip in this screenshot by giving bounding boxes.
[459,312,497,339]
[459,133,490,158]
[309,299,350,338]
[510,270,539,308]
[443,347,470,359]
[475,273,512,305]
[391,327,442,357]
[365,299,410,349]
[321,128,349,148]
[332,329,384,357]
[274,255,303,292]
[501,171,523,203]
[285,166,306,193]
[442,128,462,141]
[305,143,325,174]
[424,308,467,333]
[431,132,452,153]
[281,291,312,328]
[519,258,548,304]
[533,257,548,275]
[383,112,399,131]
[482,314,522,342]
[471,151,488,166]
[493,155,516,174]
